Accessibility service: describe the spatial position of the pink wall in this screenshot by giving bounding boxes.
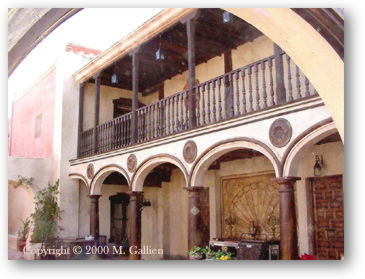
[9,68,56,158]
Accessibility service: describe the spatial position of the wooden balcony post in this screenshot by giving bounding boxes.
[274,177,301,260]
[77,83,84,157]
[128,191,143,260]
[224,50,234,118]
[93,73,101,154]
[131,48,140,144]
[274,43,286,104]
[182,11,199,129]
[185,186,204,250]
[89,194,101,238]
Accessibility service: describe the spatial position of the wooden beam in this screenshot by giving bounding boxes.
[158,82,164,100]
[224,50,234,118]
[273,43,286,104]
[131,50,139,144]
[184,13,199,129]
[93,73,101,154]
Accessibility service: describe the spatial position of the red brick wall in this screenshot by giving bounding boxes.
[9,68,56,158]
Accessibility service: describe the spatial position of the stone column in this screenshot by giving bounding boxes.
[185,186,204,250]
[128,191,143,260]
[274,177,301,260]
[89,195,101,239]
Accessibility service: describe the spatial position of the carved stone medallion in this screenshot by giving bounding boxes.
[269,118,292,148]
[86,164,94,179]
[127,154,137,172]
[183,140,197,163]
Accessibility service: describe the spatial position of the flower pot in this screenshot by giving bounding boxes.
[189,253,203,260]
[17,238,26,252]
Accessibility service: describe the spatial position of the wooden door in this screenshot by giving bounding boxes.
[309,175,344,259]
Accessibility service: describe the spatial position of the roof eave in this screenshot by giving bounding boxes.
[73,8,197,83]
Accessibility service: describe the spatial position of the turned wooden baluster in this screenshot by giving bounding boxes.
[235,71,240,115]
[254,64,260,110]
[286,54,293,102]
[248,66,253,112]
[121,117,125,147]
[181,92,185,130]
[218,78,223,120]
[228,73,234,117]
[261,61,268,108]
[212,80,217,122]
[174,96,178,132]
[207,83,211,124]
[196,86,201,126]
[171,96,175,133]
[241,68,247,114]
[106,123,109,151]
[201,84,206,125]
[304,77,310,97]
[268,58,275,106]
[296,65,302,99]
[168,98,171,135]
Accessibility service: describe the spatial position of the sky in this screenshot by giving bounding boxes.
[7,8,163,117]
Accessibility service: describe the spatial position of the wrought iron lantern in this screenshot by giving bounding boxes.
[155,35,165,61]
[223,11,233,23]
[111,63,118,84]
[313,155,323,176]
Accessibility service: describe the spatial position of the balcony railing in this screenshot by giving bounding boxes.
[78,52,318,158]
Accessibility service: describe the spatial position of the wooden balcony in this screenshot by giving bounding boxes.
[78,51,318,158]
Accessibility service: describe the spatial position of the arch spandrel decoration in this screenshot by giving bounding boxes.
[131,154,188,192]
[90,164,130,195]
[189,137,281,187]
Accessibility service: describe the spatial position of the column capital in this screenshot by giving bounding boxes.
[89,194,102,199]
[127,191,144,200]
[184,186,205,192]
[273,177,301,184]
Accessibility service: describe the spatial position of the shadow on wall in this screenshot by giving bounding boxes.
[8,180,35,249]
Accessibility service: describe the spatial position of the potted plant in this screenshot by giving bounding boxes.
[203,246,216,260]
[215,246,233,260]
[17,217,31,252]
[188,246,204,260]
[30,180,62,259]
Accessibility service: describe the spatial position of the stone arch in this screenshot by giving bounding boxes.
[90,164,130,195]
[225,8,344,141]
[189,137,281,187]
[282,120,338,177]
[131,154,188,192]
[69,173,89,191]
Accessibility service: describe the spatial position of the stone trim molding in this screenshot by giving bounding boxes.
[189,137,282,187]
[131,154,188,192]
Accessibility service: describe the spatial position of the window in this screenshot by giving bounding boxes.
[35,113,42,138]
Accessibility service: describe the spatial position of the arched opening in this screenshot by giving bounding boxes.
[80,166,130,258]
[282,122,343,259]
[190,139,282,260]
[131,155,188,259]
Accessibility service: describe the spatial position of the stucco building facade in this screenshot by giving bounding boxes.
[8,8,344,260]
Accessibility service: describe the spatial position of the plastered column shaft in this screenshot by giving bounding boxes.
[186,186,204,250]
[89,195,101,238]
[128,191,143,260]
[275,177,300,260]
